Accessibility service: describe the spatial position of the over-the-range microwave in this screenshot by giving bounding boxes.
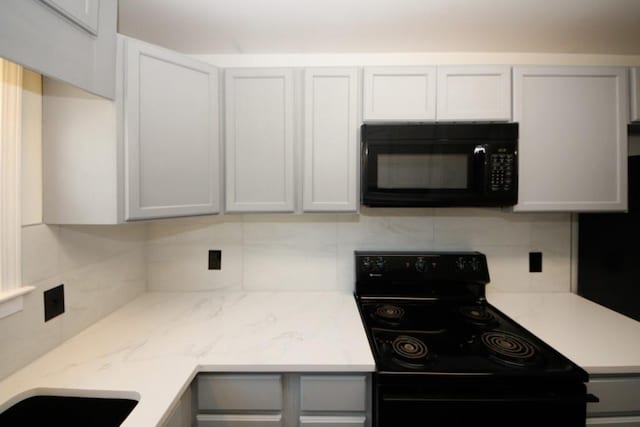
[361,123,518,207]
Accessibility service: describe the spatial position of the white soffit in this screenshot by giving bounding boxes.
[117,0,640,54]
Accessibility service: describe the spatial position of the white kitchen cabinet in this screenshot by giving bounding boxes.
[0,0,116,99]
[587,375,640,426]
[43,35,221,224]
[162,385,193,427]
[225,68,295,212]
[513,66,628,212]
[303,68,359,212]
[631,68,640,122]
[436,65,511,121]
[363,66,437,122]
[196,373,371,427]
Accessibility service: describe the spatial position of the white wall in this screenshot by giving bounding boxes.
[0,66,147,381]
[147,209,572,294]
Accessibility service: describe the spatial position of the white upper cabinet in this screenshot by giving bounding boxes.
[631,68,640,122]
[40,0,99,34]
[363,66,437,122]
[436,66,511,121]
[124,38,220,220]
[0,0,116,99]
[513,66,628,212]
[363,65,511,122]
[43,35,220,224]
[303,68,360,212]
[224,68,295,213]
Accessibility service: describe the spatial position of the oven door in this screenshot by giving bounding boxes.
[362,139,489,207]
[376,381,592,427]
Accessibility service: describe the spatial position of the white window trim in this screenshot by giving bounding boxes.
[0,59,34,319]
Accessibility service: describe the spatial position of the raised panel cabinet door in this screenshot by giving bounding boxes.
[225,68,295,212]
[197,374,283,411]
[586,417,640,426]
[436,65,511,121]
[632,68,640,122]
[0,0,116,99]
[39,0,99,35]
[363,66,436,122]
[124,37,220,220]
[513,66,628,212]
[300,375,367,412]
[303,68,359,212]
[587,376,640,416]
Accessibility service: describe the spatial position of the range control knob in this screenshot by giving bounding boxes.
[456,257,467,272]
[470,257,481,272]
[361,257,372,272]
[374,257,387,272]
[414,257,427,273]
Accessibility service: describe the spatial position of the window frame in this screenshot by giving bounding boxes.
[0,59,34,318]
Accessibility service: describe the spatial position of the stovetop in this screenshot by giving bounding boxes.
[354,251,588,382]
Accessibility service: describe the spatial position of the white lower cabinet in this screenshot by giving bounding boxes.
[299,416,366,427]
[196,373,371,427]
[587,375,640,427]
[43,34,220,224]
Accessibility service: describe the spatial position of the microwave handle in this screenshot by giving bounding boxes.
[473,145,489,189]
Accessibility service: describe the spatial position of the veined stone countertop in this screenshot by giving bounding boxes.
[487,290,640,375]
[0,291,375,427]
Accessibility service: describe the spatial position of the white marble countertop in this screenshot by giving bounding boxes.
[2,289,640,426]
[487,290,640,375]
[0,291,375,427]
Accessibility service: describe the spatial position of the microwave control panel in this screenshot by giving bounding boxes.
[489,153,515,192]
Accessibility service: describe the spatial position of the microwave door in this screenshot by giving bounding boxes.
[363,141,484,206]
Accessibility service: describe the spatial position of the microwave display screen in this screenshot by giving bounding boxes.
[377,153,468,189]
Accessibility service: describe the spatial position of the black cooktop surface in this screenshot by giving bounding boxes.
[359,300,583,378]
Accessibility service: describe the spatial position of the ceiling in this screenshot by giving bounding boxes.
[117,0,640,55]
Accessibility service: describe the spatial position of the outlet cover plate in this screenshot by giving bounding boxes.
[44,284,65,321]
[208,250,222,270]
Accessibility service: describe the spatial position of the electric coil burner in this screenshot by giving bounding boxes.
[354,251,596,427]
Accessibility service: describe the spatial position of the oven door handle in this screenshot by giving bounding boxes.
[384,394,599,404]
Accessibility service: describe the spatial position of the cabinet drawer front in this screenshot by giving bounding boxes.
[198,374,283,411]
[588,376,640,415]
[587,416,640,426]
[300,375,366,412]
[197,414,283,427]
[300,415,366,427]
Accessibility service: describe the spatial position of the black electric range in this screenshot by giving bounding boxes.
[354,251,596,427]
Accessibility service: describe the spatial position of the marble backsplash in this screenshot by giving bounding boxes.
[0,223,147,380]
[147,208,572,294]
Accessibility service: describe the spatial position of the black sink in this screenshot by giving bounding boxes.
[0,395,138,426]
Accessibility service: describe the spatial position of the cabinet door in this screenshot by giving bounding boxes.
[632,68,640,122]
[0,0,116,99]
[363,66,436,122]
[586,417,640,426]
[436,65,511,121]
[513,66,628,212]
[303,68,359,212]
[39,0,99,35]
[124,37,220,220]
[225,68,295,212]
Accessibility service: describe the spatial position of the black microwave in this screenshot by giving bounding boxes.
[361,123,518,207]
